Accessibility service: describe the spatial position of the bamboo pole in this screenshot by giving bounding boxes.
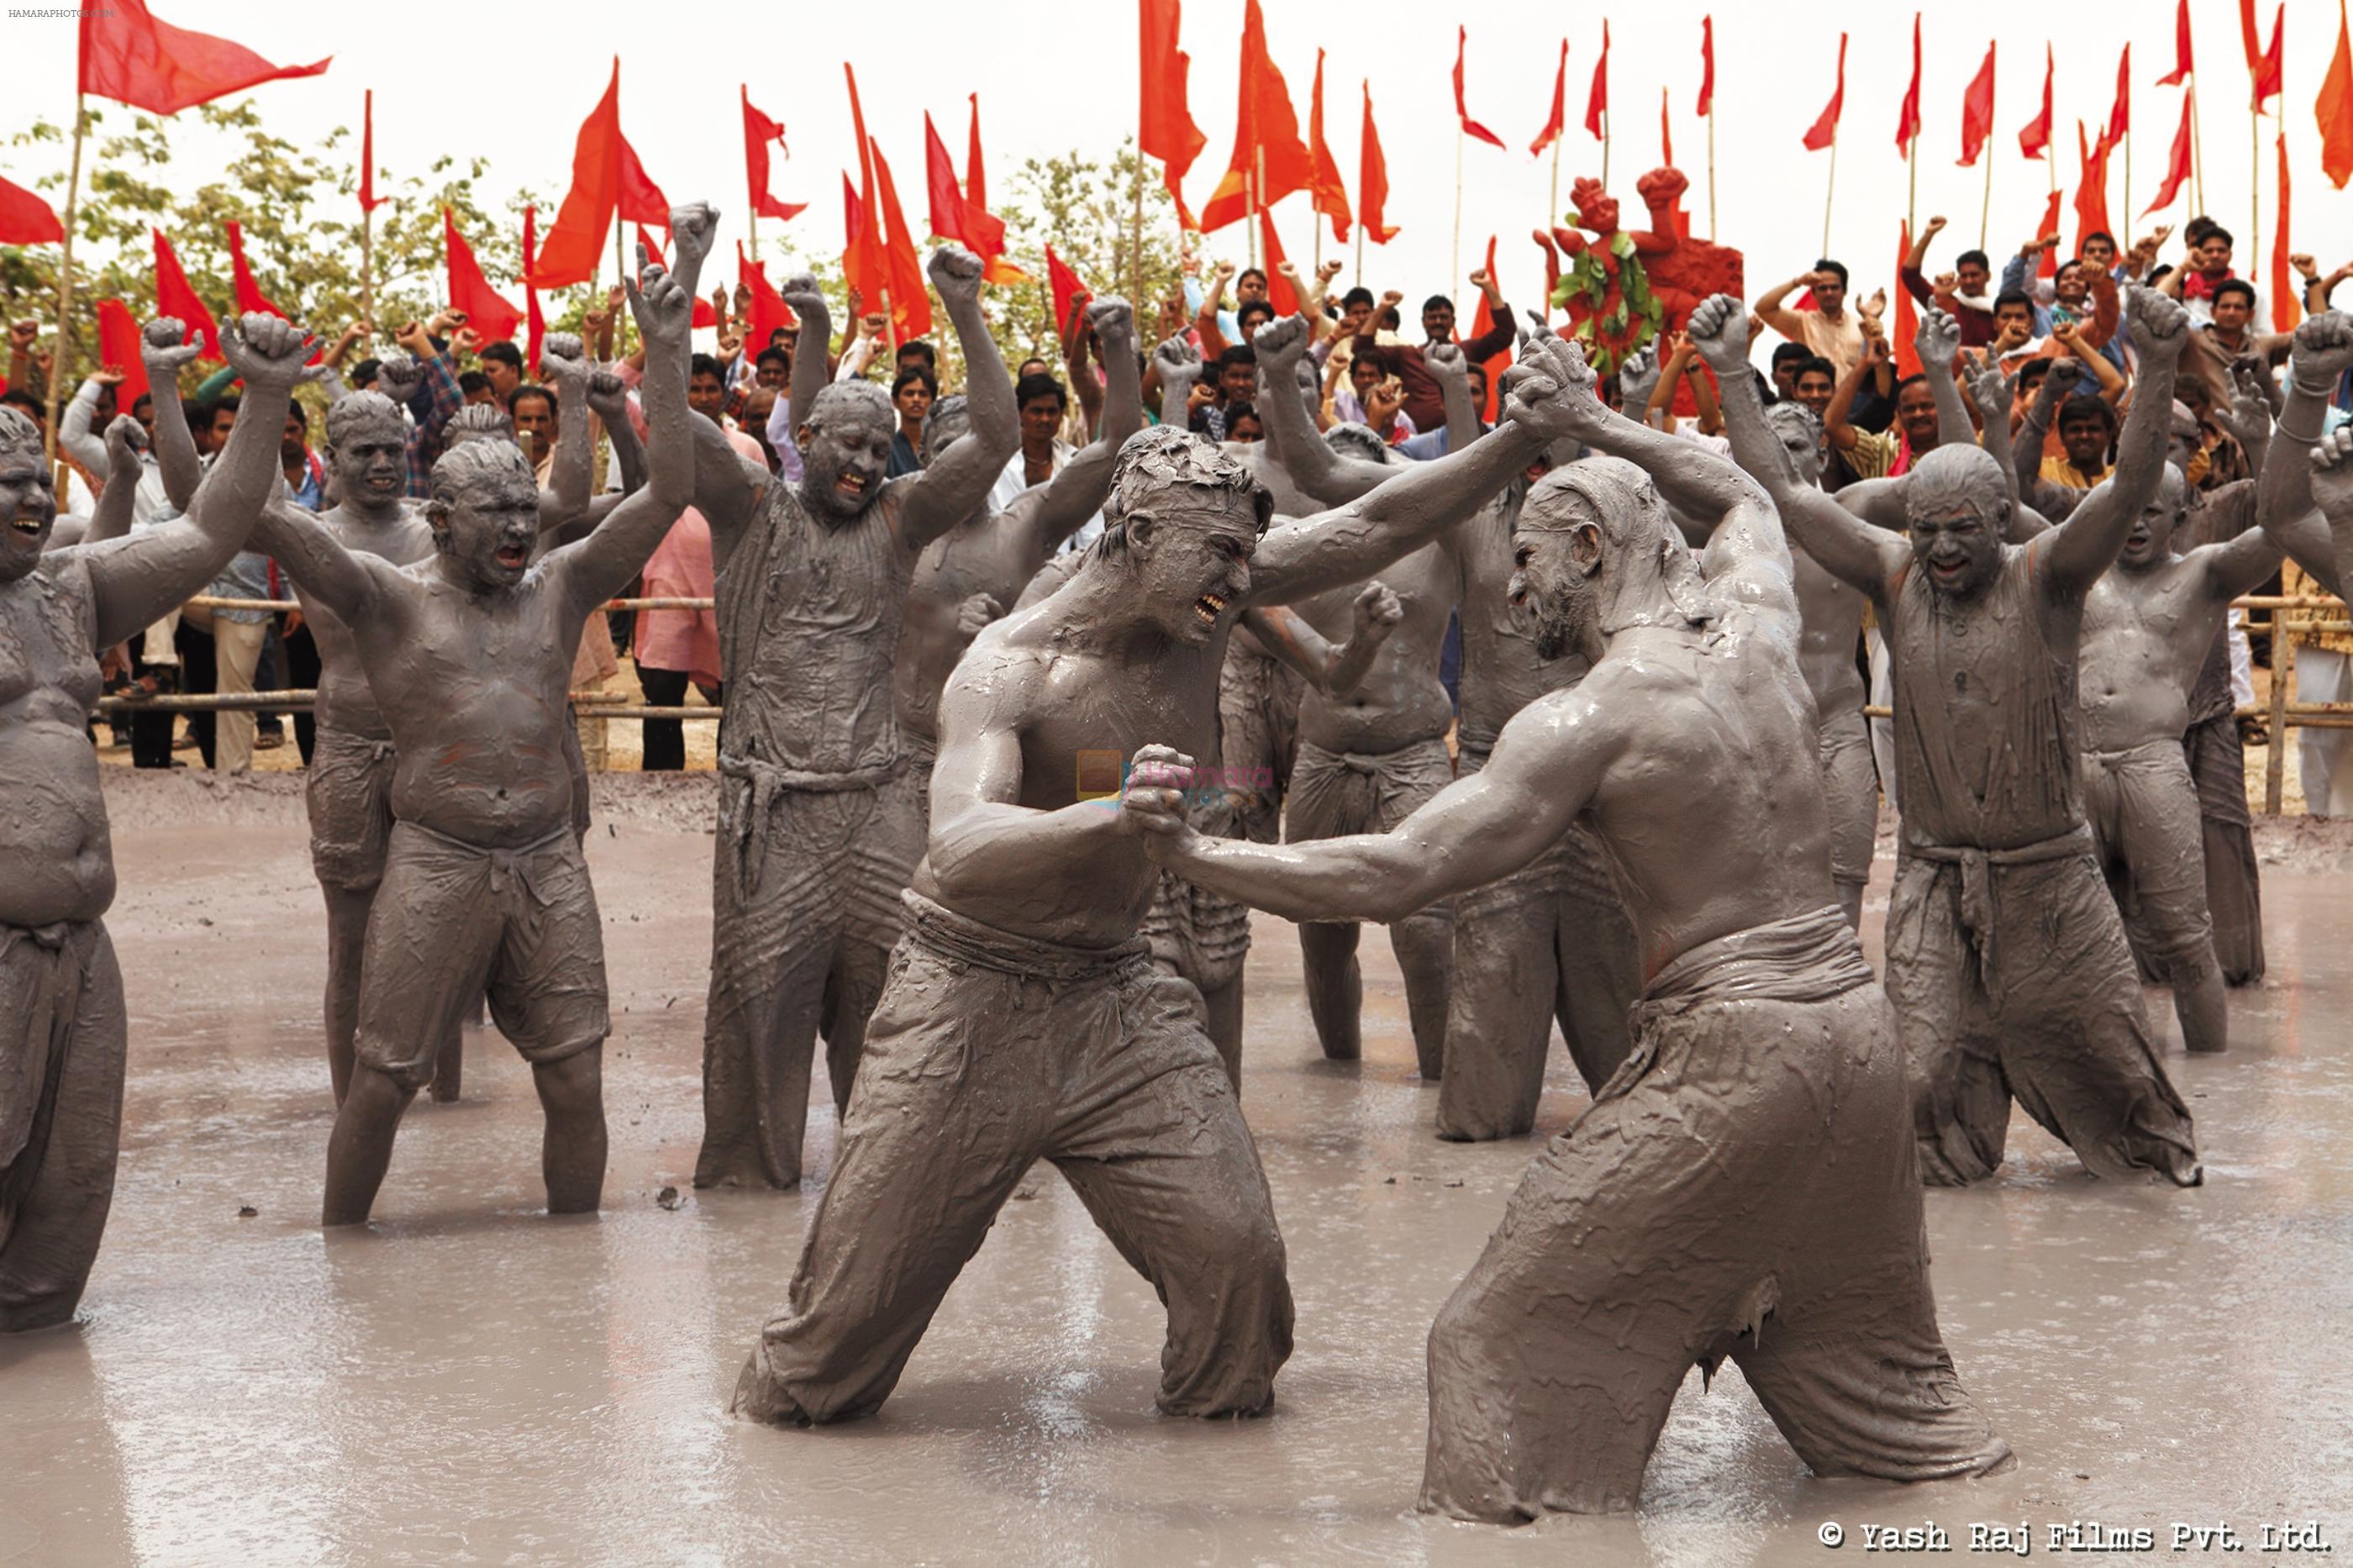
[41,94,88,479]
[1599,108,1611,192]
[2250,102,2261,271]
[1452,123,1464,312]
[1131,150,1147,313]
[1707,103,1717,239]
[2190,82,2207,214]
[1549,133,1561,228]
[361,203,376,337]
[1822,136,1839,257]
[1978,146,1994,250]
[2267,618,2292,813]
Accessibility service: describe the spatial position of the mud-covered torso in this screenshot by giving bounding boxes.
[2079,554,2229,752]
[896,499,1050,749]
[1886,545,2085,850]
[1292,540,1457,754]
[294,504,439,742]
[1451,486,1592,744]
[719,477,913,773]
[0,561,115,923]
[1791,543,1867,722]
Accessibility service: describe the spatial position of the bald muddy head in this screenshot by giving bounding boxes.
[919,395,969,466]
[1095,426,1269,645]
[1513,455,1708,664]
[2122,466,2191,571]
[797,381,894,520]
[427,440,540,594]
[0,408,57,579]
[325,392,410,511]
[1766,403,1824,490]
[1324,422,1390,466]
[1905,445,2011,602]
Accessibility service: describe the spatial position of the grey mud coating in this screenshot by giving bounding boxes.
[1128,328,2007,1522]
[0,312,308,1329]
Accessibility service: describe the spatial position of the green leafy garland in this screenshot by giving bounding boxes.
[1547,220,1666,376]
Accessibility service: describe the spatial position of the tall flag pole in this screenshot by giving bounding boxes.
[1896,14,1923,233]
[1803,34,1849,255]
[1586,22,1612,192]
[2112,46,2133,226]
[1959,43,1998,249]
[1529,39,1569,229]
[1698,17,1717,239]
[358,91,382,332]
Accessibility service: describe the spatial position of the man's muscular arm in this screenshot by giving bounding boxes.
[250,496,388,624]
[139,319,203,513]
[2255,313,2353,594]
[1017,297,1141,558]
[896,247,1019,551]
[81,418,146,547]
[85,315,313,650]
[2038,288,2191,596]
[1240,583,1403,697]
[1124,684,1613,922]
[1916,309,1977,450]
[536,333,597,532]
[553,211,704,612]
[2309,429,2353,599]
[1252,314,1391,503]
[1689,295,1907,595]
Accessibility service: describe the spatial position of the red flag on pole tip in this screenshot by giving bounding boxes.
[2144,89,2196,215]
[1895,13,1922,151]
[1585,20,1610,138]
[961,97,1024,283]
[2020,44,2054,159]
[1803,34,1847,151]
[1045,245,1091,335]
[2108,45,2132,146]
[224,221,284,318]
[1307,51,1352,242]
[2033,187,2065,278]
[530,61,623,288]
[2158,0,2194,87]
[2324,0,2353,189]
[741,90,807,224]
[2252,3,2285,109]
[1958,42,1997,167]
[95,299,150,405]
[359,90,382,214]
[151,228,219,360]
[924,113,967,245]
[1531,39,1568,158]
[0,173,63,245]
[443,208,521,345]
[1697,17,1714,118]
[1453,27,1506,150]
[1199,0,1313,231]
[1138,0,1208,229]
[1359,81,1399,244]
[80,0,328,117]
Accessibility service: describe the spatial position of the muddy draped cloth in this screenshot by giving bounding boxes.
[0,921,127,1331]
[1881,549,2199,1186]
[1439,736,1639,1140]
[734,891,1292,1424]
[1419,906,2010,1523]
[701,481,920,1188]
[2083,740,2221,994]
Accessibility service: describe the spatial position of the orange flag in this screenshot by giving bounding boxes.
[1530,39,1568,156]
[358,89,382,214]
[964,96,1025,284]
[0,172,63,245]
[2271,131,2298,331]
[2034,187,2064,278]
[80,0,328,117]
[2158,0,2194,86]
[223,220,283,318]
[870,138,933,344]
[1359,81,1399,244]
[444,208,521,345]
[1260,212,1298,313]
[2325,0,2353,189]
[1957,42,1997,167]
[1892,222,1922,379]
[2144,89,2195,215]
[151,228,219,360]
[2108,45,2132,145]
[2254,3,2285,109]
[923,112,967,245]
[1200,0,1312,232]
[522,205,545,371]
[1307,50,1351,242]
[2075,123,2115,255]
[1803,34,1847,151]
[2019,44,2054,159]
[1453,28,1506,150]
[1138,0,1208,229]
[1697,18,1714,118]
[1585,20,1610,138]
[530,62,622,288]
[841,172,879,313]
[1894,14,1922,152]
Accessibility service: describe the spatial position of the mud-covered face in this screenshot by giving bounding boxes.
[1511,492,1603,663]
[920,405,971,466]
[328,409,408,509]
[0,436,58,580]
[431,471,541,592]
[798,405,892,518]
[1768,412,1823,487]
[2122,471,2188,570]
[1129,502,1255,645]
[1908,499,2005,601]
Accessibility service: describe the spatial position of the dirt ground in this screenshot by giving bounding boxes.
[3,776,2350,1566]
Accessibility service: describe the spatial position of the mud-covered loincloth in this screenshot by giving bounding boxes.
[1421,904,2008,1522]
[305,726,397,892]
[2082,740,2216,988]
[1285,735,1455,857]
[0,922,104,1252]
[355,820,608,1091]
[1142,768,1257,992]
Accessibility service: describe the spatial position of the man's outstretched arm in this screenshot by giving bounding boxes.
[896,247,1019,551]
[2039,287,2191,596]
[1914,309,1978,450]
[1240,583,1403,697]
[139,319,203,513]
[1124,682,1610,923]
[1688,294,1908,596]
[1251,313,1392,504]
[1017,297,1143,558]
[2308,429,2353,598]
[251,496,384,624]
[2256,313,2353,594]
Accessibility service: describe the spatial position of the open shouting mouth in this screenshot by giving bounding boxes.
[494,542,529,570]
[1193,592,1227,626]
[835,471,871,502]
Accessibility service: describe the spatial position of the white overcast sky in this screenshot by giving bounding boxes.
[4,0,2350,318]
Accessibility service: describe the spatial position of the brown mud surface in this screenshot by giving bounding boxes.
[3,787,2349,1565]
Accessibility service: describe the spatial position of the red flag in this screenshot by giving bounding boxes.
[2253,3,2285,109]
[522,204,545,371]
[1359,81,1399,244]
[629,224,714,328]
[2240,0,2266,75]
[1260,212,1298,314]
[2325,0,2353,189]
[736,244,794,352]
[2034,187,2064,278]
[2020,43,2054,158]
[1138,0,1207,229]
[2158,0,2194,87]
[842,65,890,313]
[616,133,668,229]
[1045,245,1091,335]
[841,173,878,311]
[1697,17,1714,118]
[1895,13,1922,151]
[1469,236,1508,421]
[2272,130,2298,331]
[1803,34,1847,151]
[1661,87,1675,170]
[0,172,62,245]
[1893,222,1923,380]
[740,89,808,224]
[151,229,219,360]
[962,97,1024,283]
[444,208,522,345]
[1199,0,1313,231]
[79,0,329,117]
[1308,50,1351,242]
[923,113,968,244]
[2107,45,2131,145]
[1585,20,1611,139]
[869,138,932,345]
[2074,122,2115,255]
[530,61,622,288]
[223,220,283,318]
[2144,89,2196,215]
[1453,27,1507,150]
[358,89,381,214]
[1957,42,1997,167]
[95,299,150,407]
[1530,39,1569,156]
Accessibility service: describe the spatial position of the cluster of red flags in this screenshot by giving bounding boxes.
[529,62,667,291]
[924,97,1025,284]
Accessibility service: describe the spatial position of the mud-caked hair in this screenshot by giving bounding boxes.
[325,390,407,453]
[0,406,38,454]
[425,438,535,525]
[803,379,893,433]
[1324,421,1391,466]
[1094,426,1271,560]
[1765,401,1822,447]
[1525,455,1713,631]
[446,401,519,447]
